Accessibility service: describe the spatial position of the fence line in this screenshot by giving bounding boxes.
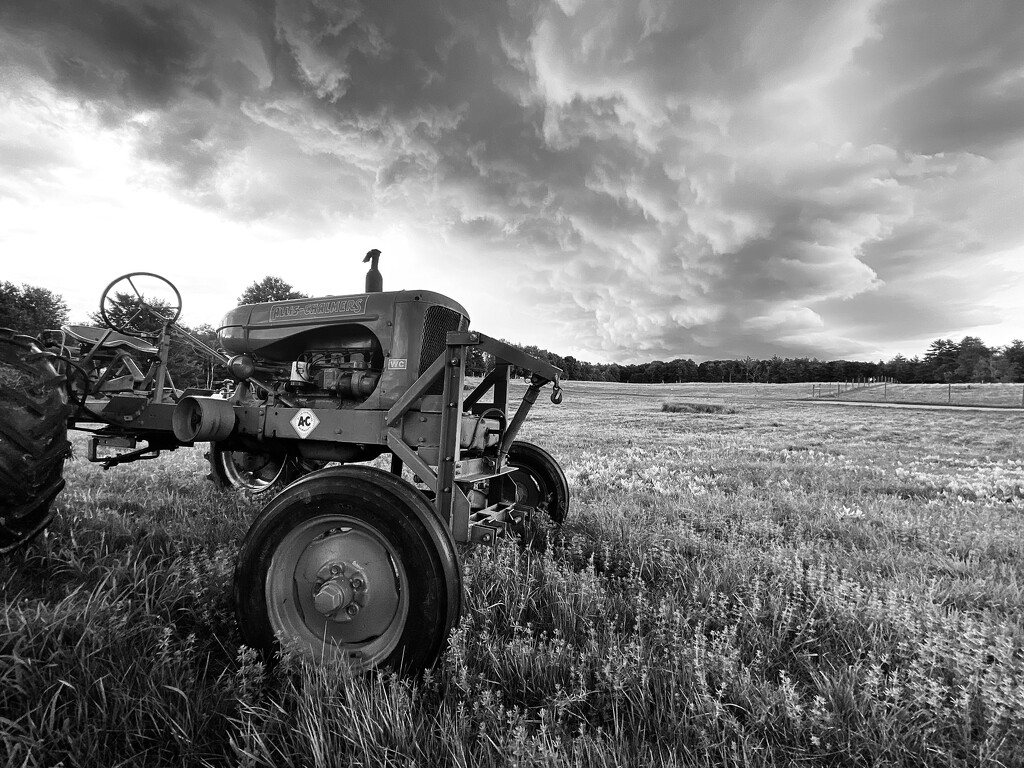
[811,381,1024,408]
[811,377,894,399]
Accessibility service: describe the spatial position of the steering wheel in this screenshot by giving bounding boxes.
[99,272,183,337]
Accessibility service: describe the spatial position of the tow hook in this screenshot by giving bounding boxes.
[550,378,563,405]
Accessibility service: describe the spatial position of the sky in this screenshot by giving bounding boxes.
[1,0,1022,364]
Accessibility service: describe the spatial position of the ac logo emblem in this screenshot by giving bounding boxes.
[290,409,320,439]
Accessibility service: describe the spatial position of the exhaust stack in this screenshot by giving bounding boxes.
[364,249,382,293]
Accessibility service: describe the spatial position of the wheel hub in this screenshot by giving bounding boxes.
[312,561,368,622]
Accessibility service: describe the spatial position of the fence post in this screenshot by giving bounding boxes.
[948,383,951,405]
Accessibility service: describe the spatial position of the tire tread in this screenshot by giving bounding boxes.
[0,330,70,553]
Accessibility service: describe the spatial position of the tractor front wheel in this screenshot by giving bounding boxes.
[207,443,294,495]
[0,329,70,554]
[507,440,570,524]
[234,466,462,673]
[207,444,329,495]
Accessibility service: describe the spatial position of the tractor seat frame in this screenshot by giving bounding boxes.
[60,325,159,356]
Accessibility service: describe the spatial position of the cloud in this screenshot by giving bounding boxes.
[1,0,1022,362]
[835,0,1024,156]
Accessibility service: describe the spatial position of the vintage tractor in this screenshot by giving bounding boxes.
[0,255,567,673]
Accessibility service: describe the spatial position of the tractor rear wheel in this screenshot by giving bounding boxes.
[234,466,462,674]
[0,329,70,554]
[507,440,570,524]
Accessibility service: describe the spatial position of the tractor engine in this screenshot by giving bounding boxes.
[217,289,469,410]
[288,351,380,403]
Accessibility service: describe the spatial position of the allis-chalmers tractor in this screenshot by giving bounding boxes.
[0,254,567,673]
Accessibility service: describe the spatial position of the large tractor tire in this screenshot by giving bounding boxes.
[0,329,70,554]
[234,465,462,674]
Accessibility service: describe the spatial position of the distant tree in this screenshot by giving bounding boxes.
[955,336,991,382]
[971,357,994,383]
[740,356,756,382]
[238,277,308,305]
[989,351,1019,383]
[0,282,69,336]
[778,357,802,382]
[562,355,582,381]
[90,292,174,336]
[1002,340,1024,383]
[169,323,226,389]
[923,339,958,382]
[752,358,771,383]
[697,360,721,382]
[906,356,924,382]
[466,345,488,377]
[884,353,913,382]
[667,358,698,383]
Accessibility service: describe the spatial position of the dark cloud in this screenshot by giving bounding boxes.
[1,0,1022,361]
[0,0,239,109]
[816,287,1003,345]
[839,0,1024,156]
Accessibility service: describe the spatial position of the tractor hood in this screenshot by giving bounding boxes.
[217,289,470,366]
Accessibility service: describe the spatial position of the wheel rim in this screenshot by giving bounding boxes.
[510,466,550,513]
[219,451,288,492]
[266,514,409,668]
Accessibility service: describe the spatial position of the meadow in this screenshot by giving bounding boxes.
[2,381,1023,766]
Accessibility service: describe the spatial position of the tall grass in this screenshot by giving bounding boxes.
[662,401,736,414]
[2,392,1023,766]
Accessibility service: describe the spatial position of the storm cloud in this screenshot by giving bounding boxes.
[2,0,1022,361]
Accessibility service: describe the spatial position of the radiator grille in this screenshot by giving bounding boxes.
[420,306,466,393]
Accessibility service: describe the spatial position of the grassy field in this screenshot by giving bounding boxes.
[2,383,1024,766]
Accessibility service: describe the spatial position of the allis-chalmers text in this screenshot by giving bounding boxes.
[269,297,366,321]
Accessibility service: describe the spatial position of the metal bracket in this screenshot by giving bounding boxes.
[88,435,160,468]
[467,501,525,545]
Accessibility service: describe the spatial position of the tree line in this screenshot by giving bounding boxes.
[3,279,1022,387]
[497,336,1024,384]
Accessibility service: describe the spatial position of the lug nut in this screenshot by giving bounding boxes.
[351,578,364,590]
[346,604,360,616]
[330,565,341,575]
[313,582,347,616]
